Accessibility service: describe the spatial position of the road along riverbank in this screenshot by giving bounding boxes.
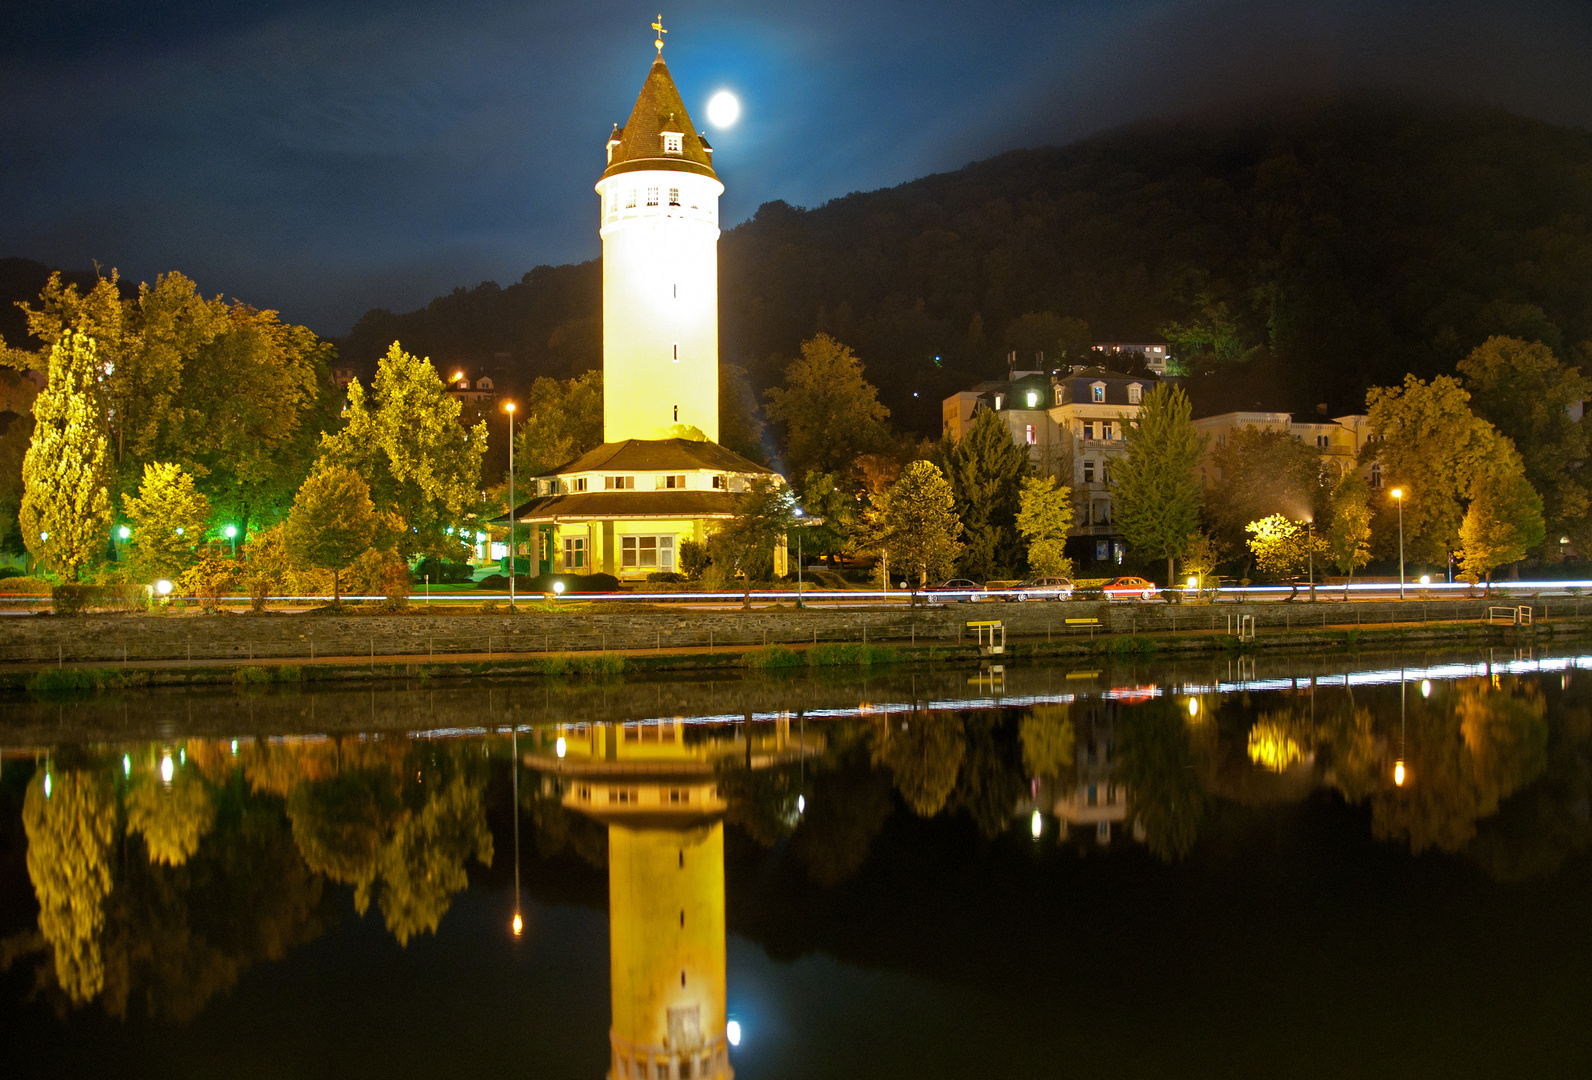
[0,596,1585,688]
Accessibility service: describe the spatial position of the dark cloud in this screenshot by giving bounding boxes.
[3,0,1590,335]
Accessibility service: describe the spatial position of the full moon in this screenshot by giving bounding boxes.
[707,90,740,128]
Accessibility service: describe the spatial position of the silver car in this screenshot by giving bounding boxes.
[1012,577,1075,601]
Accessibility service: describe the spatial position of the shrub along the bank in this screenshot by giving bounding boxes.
[51,583,150,615]
[744,643,898,669]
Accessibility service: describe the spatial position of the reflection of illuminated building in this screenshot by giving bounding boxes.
[1053,712,1132,845]
[527,718,819,1080]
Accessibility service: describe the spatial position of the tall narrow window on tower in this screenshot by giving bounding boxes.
[668,187,680,206]
[672,343,679,362]
[626,188,637,208]
[646,186,659,206]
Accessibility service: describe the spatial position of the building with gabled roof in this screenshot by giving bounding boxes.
[499,34,781,581]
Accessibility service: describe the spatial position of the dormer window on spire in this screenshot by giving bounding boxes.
[663,132,683,155]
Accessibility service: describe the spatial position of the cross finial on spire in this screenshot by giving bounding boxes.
[652,14,667,55]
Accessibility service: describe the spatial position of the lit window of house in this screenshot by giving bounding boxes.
[1025,390,1039,408]
[1091,382,1106,402]
[1083,421,1094,441]
[562,536,586,569]
[571,477,588,493]
[605,475,635,490]
[1102,422,1113,440]
[1128,383,1142,404]
[1370,462,1382,488]
[663,132,683,154]
[1083,460,1095,483]
[1025,424,1036,445]
[994,394,1003,410]
[621,535,675,571]
[1096,540,1109,561]
[660,474,686,489]
[1317,434,1330,448]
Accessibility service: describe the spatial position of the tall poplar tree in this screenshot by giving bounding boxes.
[122,461,213,580]
[20,331,112,579]
[1110,383,1206,587]
[865,460,964,601]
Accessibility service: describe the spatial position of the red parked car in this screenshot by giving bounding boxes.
[1102,576,1159,601]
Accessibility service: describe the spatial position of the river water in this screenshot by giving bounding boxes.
[2,647,1589,1078]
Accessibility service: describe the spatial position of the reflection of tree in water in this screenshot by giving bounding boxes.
[126,769,215,866]
[1019,705,1074,779]
[1372,684,1548,854]
[950,714,1028,839]
[357,777,493,946]
[1466,702,1592,881]
[872,712,966,816]
[9,736,496,1020]
[21,768,116,1003]
[1115,701,1207,861]
[530,793,609,869]
[717,760,800,847]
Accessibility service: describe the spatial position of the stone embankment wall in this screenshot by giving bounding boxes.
[0,595,1568,666]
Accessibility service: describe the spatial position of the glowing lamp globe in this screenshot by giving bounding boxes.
[553,581,565,595]
[154,579,174,596]
[1030,809,1042,838]
[555,736,567,759]
[1394,760,1406,787]
[161,753,175,784]
[707,90,740,127]
[118,526,131,540]
[726,1021,742,1047]
[511,912,523,936]
[224,525,237,539]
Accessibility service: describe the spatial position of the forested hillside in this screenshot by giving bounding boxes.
[341,95,1592,435]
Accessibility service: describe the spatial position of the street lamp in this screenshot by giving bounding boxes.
[504,401,516,609]
[1390,487,1406,600]
[1306,516,1315,601]
[224,524,237,557]
[793,507,804,608]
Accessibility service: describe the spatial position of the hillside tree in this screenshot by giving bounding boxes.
[512,369,602,479]
[285,466,378,603]
[1110,383,1206,588]
[763,334,891,480]
[864,460,964,601]
[122,462,212,581]
[935,408,1030,579]
[1015,475,1075,578]
[319,342,486,558]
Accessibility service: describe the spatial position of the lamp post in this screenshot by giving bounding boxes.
[793,507,804,608]
[1390,487,1405,600]
[224,524,237,557]
[505,401,516,609]
[1306,517,1315,601]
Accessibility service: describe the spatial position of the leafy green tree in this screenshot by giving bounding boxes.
[21,331,112,579]
[23,768,117,1003]
[864,460,964,599]
[935,408,1029,579]
[1015,475,1075,578]
[1364,374,1514,564]
[122,461,212,580]
[512,369,602,479]
[1201,426,1325,560]
[763,334,891,480]
[319,342,486,558]
[1245,513,1322,579]
[1326,470,1373,583]
[795,469,856,566]
[787,738,895,887]
[951,714,1028,839]
[710,476,795,609]
[284,466,378,603]
[1110,383,1206,587]
[239,522,291,610]
[1160,292,1255,373]
[1178,531,1222,594]
[1459,465,1546,593]
[1458,336,1589,543]
[1002,312,1093,367]
[0,411,32,559]
[363,778,493,947]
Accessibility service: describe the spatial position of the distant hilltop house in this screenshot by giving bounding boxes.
[1092,341,1172,373]
[943,366,1374,571]
[445,369,496,402]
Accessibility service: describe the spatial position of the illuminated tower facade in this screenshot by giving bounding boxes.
[595,52,722,443]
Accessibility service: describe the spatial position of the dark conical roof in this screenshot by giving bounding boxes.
[603,56,718,181]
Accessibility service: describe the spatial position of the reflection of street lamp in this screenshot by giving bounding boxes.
[511,725,522,937]
[504,401,516,609]
[1390,487,1406,600]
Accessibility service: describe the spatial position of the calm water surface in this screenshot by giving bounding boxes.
[2,649,1590,1078]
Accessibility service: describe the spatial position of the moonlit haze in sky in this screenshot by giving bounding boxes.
[3,0,1592,335]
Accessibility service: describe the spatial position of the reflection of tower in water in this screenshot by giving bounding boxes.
[527,717,818,1080]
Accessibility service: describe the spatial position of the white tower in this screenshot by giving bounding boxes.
[596,48,723,444]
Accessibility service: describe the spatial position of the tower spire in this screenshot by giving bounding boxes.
[652,14,667,56]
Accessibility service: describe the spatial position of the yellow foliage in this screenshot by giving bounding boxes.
[23,769,117,1003]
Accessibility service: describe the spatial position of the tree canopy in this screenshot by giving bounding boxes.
[21,330,111,579]
[1110,383,1205,586]
[511,369,602,479]
[763,334,891,480]
[285,466,378,603]
[865,459,964,594]
[935,408,1029,580]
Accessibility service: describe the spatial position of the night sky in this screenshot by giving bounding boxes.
[4,0,1592,337]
